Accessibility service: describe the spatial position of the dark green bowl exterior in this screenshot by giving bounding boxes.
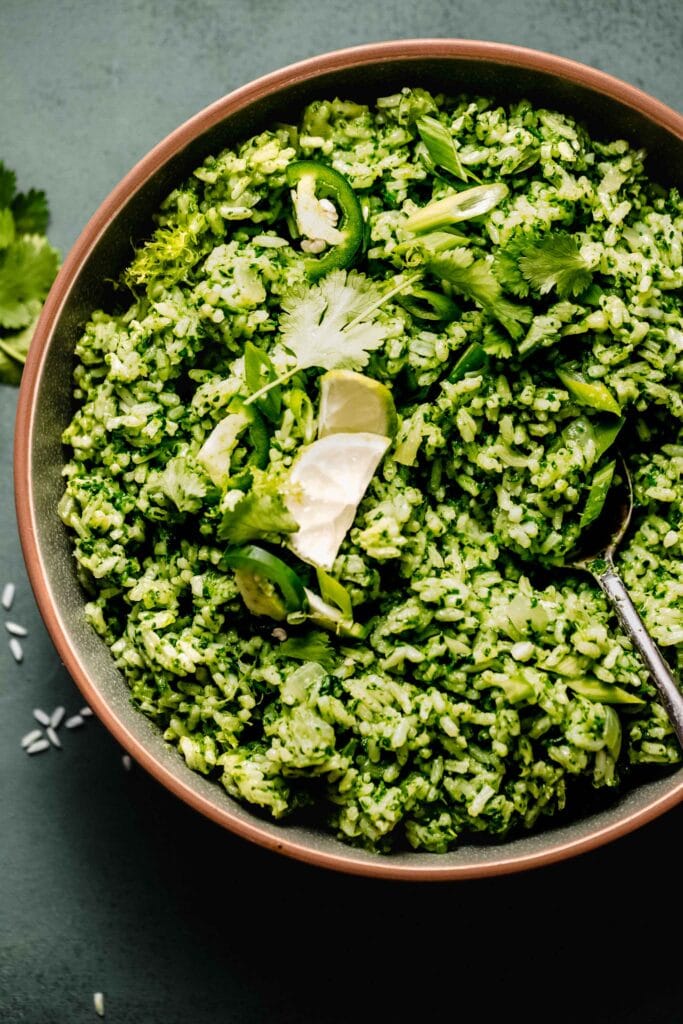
[15,41,683,879]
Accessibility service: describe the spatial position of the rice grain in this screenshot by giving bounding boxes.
[26,738,50,755]
[5,621,28,637]
[33,708,51,726]
[21,729,44,749]
[9,637,23,663]
[93,991,105,1017]
[46,727,62,749]
[1,582,15,611]
[50,706,65,728]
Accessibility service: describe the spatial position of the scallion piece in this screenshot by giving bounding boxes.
[397,287,459,321]
[316,567,353,620]
[557,366,621,416]
[566,676,645,705]
[404,183,508,234]
[416,115,468,182]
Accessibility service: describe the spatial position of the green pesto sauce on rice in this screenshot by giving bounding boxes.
[60,90,683,853]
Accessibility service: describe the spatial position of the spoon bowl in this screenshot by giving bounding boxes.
[568,455,683,746]
[570,455,633,569]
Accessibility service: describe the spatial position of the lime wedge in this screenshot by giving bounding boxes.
[286,431,391,569]
[318,369,398,438]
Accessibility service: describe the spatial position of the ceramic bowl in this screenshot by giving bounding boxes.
[15,40,683,880]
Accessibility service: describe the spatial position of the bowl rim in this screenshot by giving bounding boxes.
[14,38,683,880]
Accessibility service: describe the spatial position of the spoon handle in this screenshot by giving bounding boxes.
[597,565,683,747]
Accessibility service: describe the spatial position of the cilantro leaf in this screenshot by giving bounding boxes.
[519,232,593,299]
[278,269,396,374]
[0,163,17,208]
[279,630,336,670]
[0,163,57,385]
[12,189,50,235]
[0,208,15,249]
[244,269,418,409]
[496,231,593,300]
[428,250,532,340]
[0,347,23,386]
[0,316,39,386]
[158,456,208,513]
[218,477,298,543]
[0,234,60,329]
[492,237,531,298]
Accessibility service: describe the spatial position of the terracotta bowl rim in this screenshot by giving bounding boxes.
[14,39,683,880]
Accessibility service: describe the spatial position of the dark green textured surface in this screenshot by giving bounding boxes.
[1,2,682,1021]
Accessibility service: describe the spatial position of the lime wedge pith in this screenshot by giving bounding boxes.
[285,431,391,569]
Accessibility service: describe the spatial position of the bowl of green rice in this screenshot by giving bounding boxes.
[15,40,683,879]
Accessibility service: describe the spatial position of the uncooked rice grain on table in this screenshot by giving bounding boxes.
[26,738,50,755]
[50,706,65,728]
[8,637,23,663]
[1,582,15,611]
[5,621,28,637]
[20,729,43,749]
[46,727,62,748]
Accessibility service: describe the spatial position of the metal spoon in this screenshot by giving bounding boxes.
[568,455,683,746]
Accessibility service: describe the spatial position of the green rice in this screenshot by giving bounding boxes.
[59,90,682,853]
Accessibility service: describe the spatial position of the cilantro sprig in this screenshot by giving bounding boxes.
[0,161,59,385]
[243,268,420,405]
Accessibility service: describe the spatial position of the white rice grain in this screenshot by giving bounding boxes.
[26,738,50,755]
[50,706,65,728]
[121,754,132,771]
[80,706,93,717]
[46,727,62,749]
[1,582,15,611]
[9,638,23,663]
[21,729,44,749]
[65,714,84,729]
[93,991,105,1017]
[5,621,28,637]
[33,708,51,726]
